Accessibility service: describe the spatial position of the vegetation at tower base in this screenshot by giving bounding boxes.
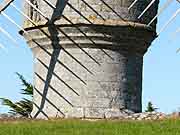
[145,102,158,112]
[0,73,33,117]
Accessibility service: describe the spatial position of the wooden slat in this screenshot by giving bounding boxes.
[0,0,14,13]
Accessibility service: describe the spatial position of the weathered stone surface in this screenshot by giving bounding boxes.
[0,112,170,121]
[62,107,84,118]
[105,109,128,119]
[85,108,106,119]
[23,0,159,29]
[24,25,156,119]
[23,0,159,119]
[0,113,24,119]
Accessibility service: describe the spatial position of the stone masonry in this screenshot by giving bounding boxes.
[23,0,159,119]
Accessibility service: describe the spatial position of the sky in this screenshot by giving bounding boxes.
[0,0,179,114]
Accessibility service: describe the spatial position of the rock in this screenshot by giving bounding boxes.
[105,109,128,119]
[123,109,134,115]
[171,112,180,118]
[0,113,24,120]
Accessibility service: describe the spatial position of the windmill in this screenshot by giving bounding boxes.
[0,0,179,119]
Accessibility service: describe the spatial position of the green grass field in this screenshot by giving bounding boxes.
[0,119,180,135]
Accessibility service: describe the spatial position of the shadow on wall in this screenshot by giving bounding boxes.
[23,0,157,119]
[32,0,68,118]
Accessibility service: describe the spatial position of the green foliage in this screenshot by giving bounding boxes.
[145,102,157,112]
[0,73,33,117]
[16,73,33,96]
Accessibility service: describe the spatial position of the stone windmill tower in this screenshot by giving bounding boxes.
[22,0,159,119]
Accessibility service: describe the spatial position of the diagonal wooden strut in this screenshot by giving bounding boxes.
[0,0,14,13]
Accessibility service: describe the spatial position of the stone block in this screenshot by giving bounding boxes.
[105,109,128,119]
[85,108,106,118]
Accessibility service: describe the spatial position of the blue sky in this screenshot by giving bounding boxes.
[0,0,179,113]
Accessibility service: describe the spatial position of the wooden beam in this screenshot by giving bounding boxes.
[0,0,14,13]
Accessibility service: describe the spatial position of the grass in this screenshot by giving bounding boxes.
[0,119,180,135]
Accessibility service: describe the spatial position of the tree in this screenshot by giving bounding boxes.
[145,101,158,112]
[0,73,33,117]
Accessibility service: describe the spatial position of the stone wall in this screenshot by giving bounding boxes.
[23,0,159,28]
[0,112,171,121]
[22,0,159,119]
